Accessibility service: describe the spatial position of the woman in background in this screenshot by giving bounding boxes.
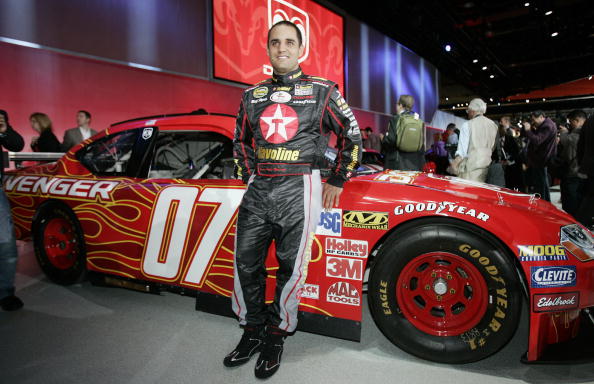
[30,112,61,152]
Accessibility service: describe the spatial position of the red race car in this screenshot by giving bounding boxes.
[4,112,594,364]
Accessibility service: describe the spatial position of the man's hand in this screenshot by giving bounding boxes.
[322,183,343,210]
[0,115,6,133]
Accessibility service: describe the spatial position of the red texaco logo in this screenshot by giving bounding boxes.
[259,103,299,144]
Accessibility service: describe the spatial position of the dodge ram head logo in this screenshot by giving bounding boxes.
[263,0,310,75]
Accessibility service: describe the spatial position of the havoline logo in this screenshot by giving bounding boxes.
[343,210,388,230]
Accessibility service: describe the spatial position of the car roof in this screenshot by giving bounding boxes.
[106,113,236,140]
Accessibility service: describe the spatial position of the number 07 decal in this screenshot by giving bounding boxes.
[141,186,245,286]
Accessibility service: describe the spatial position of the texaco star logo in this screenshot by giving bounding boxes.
[259,103,299,144]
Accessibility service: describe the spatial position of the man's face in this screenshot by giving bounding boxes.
[531,115,545,127]
[267,24,304,75]
[569,117,586,130]
[77,112,90,127]
[500,118,510,127]
[467,109,477,119]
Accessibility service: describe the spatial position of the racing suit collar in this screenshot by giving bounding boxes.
[272,67,303,84]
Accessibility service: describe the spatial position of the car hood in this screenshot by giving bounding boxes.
[358,170,571,221]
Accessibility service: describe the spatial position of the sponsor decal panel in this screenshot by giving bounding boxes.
[533,292,579,312]
[253,86,268,98]
[343,210,388,230]
[270,91,291,103]
[142,127,153,140]
[326,282,360,306]
[374,171,419,184]
[325,238,368,258]
[518,245,568,261]
[256,147,300,161]
[316,208,342,236]
[326,256,363,280]
[530,266,576,288]
[394,201,490,222]
[300,284,319,300]
[294,84,313,96]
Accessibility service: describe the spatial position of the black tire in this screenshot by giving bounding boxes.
[368,218,521,363]
[33,203,87,285]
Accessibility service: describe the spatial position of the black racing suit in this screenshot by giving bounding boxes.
[231,67,362,333]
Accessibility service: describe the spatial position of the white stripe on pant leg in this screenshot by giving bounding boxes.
[231,174,255,325]
[278,170,322,332]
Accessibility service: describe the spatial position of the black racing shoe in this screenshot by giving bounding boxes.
[254,329,286,379]
[0,295,23,311]
[223,325,265,367]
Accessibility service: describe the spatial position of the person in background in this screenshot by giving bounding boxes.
[445,123,458,159]
[61,110,97,151]
[363,127,382,152]
[522,110,557,201]
[500,117,523,191]
[499,116,513,135]
[426,133,448,174]
[381,95,425,171]
[558,110,587,218]
[30,112,61,152]
[575,114,593,228]
[448,98,498,182]
[0,109,25,311]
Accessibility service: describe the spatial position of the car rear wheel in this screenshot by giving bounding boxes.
[368,218,521,363]
[33,204,87,285]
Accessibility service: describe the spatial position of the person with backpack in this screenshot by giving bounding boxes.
[447,98,498,182]
[380,95,425,170]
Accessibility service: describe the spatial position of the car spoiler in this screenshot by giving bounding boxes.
[2,151,64,169]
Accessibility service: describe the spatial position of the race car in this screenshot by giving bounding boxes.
[3,111,593,364]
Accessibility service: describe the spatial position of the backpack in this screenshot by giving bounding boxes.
[395,113,424,152]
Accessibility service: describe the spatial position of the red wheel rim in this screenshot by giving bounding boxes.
[396,252,488,337]
[43,217,78,270]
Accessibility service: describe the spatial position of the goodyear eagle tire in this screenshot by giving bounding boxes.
[368,219,521,363]
[33,204,87,285]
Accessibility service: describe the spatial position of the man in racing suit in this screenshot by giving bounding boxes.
[223,21,362,379]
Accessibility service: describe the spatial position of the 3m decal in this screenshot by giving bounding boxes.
[325,238,368,258]
[326,256,363,280]
[530,266,576,288]
[141,186,244,287]
[343,210,388,230]
[394,202,490,222]
[533,292,579,312]
[316,208,342,236]
[518,245,568,261]
[326,282,360,306]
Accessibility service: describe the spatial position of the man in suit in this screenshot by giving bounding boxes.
[61,110,97,151]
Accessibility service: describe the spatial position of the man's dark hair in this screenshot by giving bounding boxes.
[446,123,456,130]
[568,109,587,121]
[530,110,545,118]
[267,20,303,47]
[78,110,91,119]
[365,127,373,132]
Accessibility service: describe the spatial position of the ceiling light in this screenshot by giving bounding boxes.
[445,97,449,101]
[545,10,553,15]
[489,98,493,102]
[452,106,455,109]
[482,66,488,70]
[489,74,495,78]
[472,59,478,63]
[526,99,530,103]
[444,44,452,52]
[551,32,558,37]
[542,98,546,101]
[524,2,530,6]
[497,102,501,106]
[588,75,593,80]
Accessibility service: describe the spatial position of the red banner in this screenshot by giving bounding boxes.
[214,0,344,91]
